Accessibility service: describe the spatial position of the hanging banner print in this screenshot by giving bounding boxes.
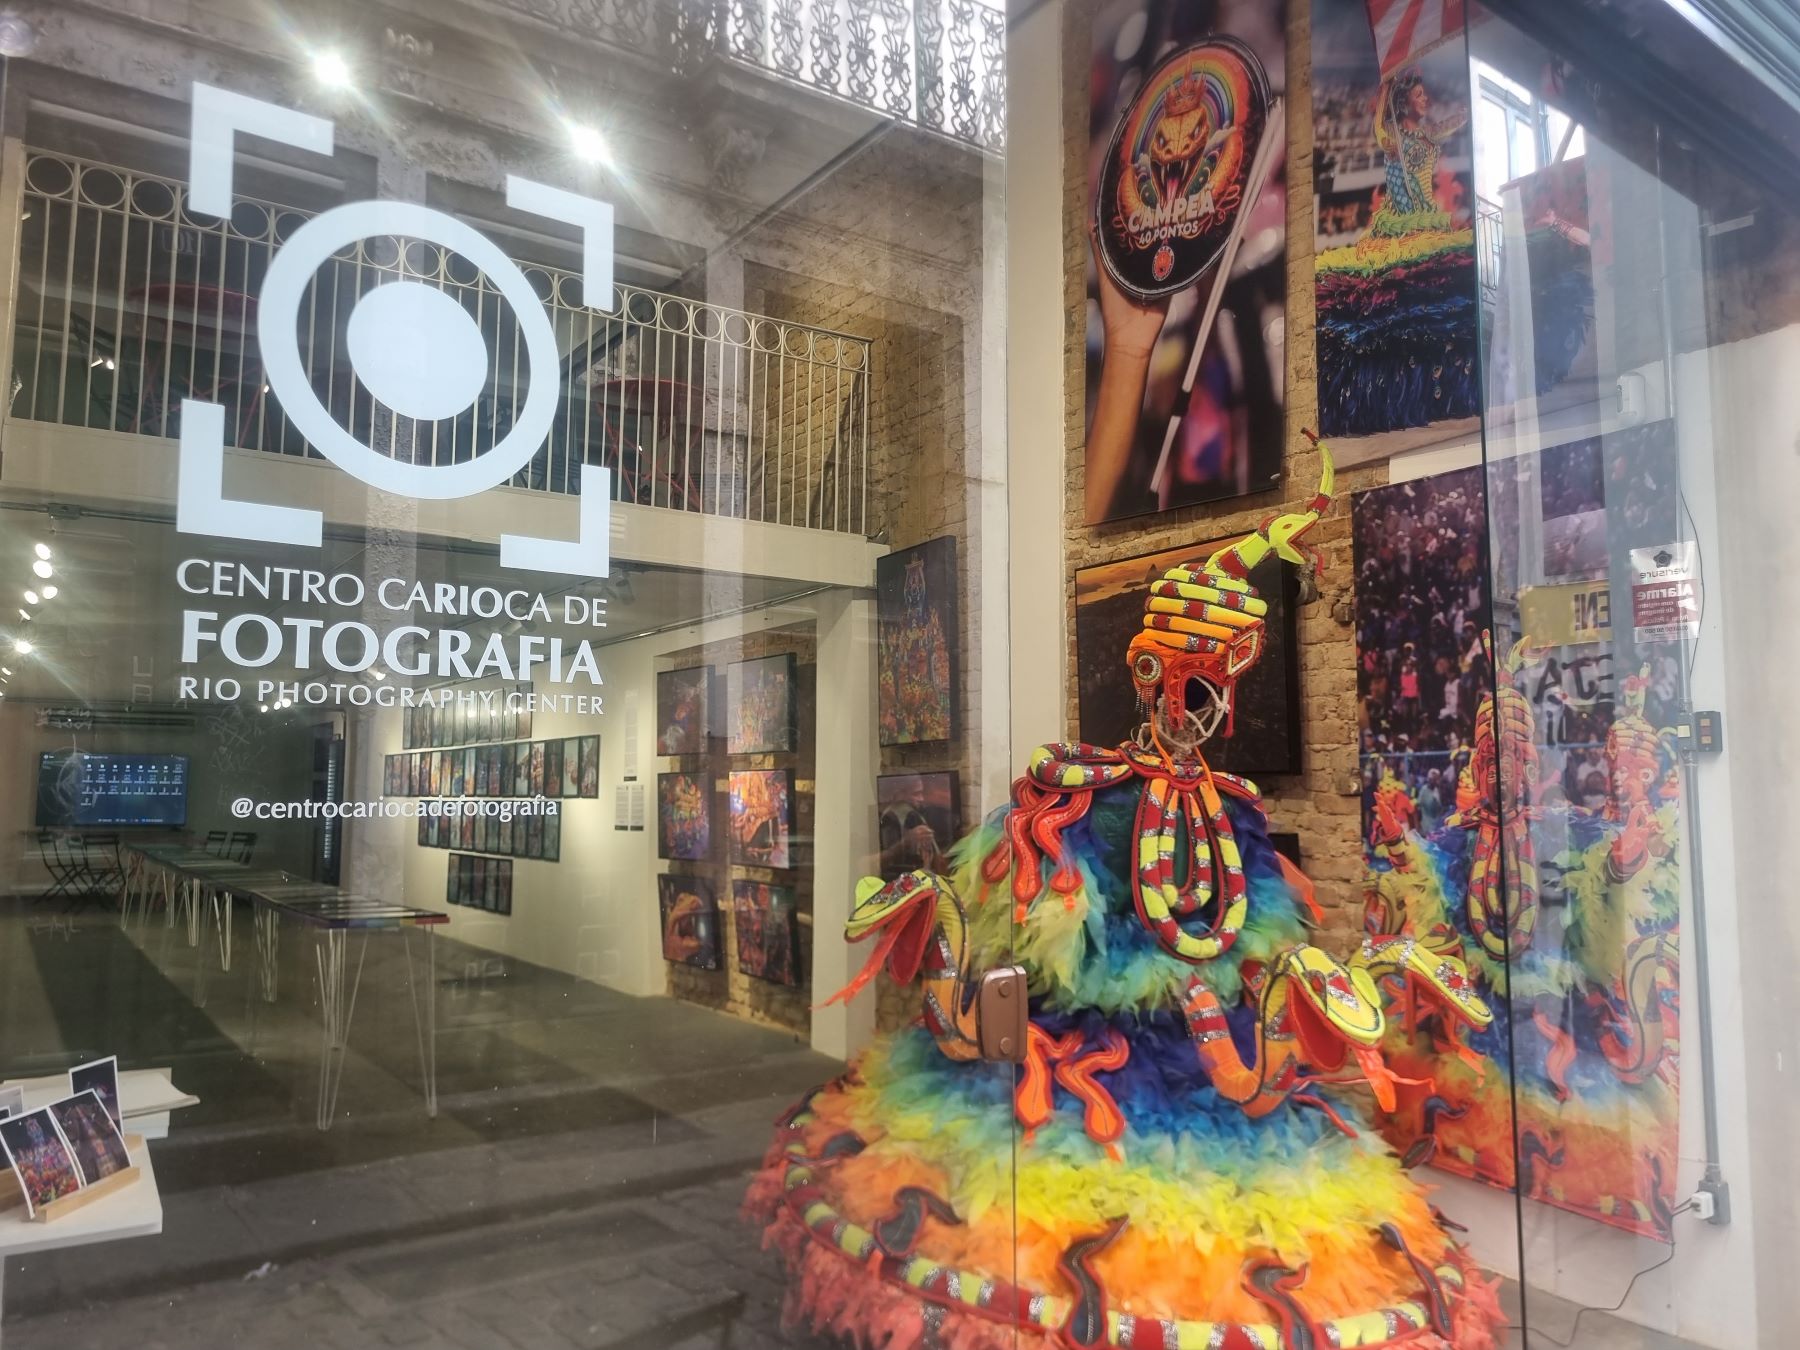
[1311,0,1481,462]
[1353,448,1683,1242]
[1084,0,1288,523]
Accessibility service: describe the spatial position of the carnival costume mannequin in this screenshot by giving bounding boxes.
[748,445,1507,1348]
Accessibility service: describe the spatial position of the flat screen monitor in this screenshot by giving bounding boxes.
[35,752,190,828]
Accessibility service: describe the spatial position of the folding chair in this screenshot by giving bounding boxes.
[202,829,228,857]
[35,831,87,906]
[226,830,257,863]
[79,833,124,903]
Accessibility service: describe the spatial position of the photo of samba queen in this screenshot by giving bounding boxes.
[48,1090,131,1186]
[0,1107,83,1216]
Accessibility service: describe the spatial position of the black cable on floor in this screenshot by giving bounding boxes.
[1511,1203,1689,1348]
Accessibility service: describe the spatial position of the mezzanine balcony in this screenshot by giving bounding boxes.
[4,147,876,554]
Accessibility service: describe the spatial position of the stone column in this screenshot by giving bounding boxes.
[807,588,878,1060]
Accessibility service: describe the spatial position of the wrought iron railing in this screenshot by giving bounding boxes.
[493,0,1006,151]
[1476,195,1504,313]
[10,149,873,533]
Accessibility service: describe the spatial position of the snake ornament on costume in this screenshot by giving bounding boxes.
[985,741,1275,963]
[771,1094,1489,1350]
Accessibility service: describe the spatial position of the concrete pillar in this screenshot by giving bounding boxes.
[1005,0,1068,754]
[808,588,878,1060]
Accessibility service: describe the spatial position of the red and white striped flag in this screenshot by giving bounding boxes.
[1364,0,1467,80]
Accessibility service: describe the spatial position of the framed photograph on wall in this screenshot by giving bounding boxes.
[732,881,800,986]
[545,740,563,798]
[657,665,714,756]
[658,874,721,970]
[529,742,546,797]
[1072,535,1303,776]
[512,744,531,797]
[561,739,581,796]
[579,736,600,797]
[496,859,514,915]
[543,809,561,862]
[877,536,958,745]
[727,654,797,754]
[876,771,962,880]
[728,769,792,869]
[526,814,544,860]
[657,772,712,861]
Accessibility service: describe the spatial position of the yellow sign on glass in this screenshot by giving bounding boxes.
[1519,581,1613,647]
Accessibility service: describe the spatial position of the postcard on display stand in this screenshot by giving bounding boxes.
[69,1055,121,1128]
[0,1107,83,1218]
[47,1090,132,1187]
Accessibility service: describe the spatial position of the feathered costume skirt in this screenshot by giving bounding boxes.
[746,1015,1504,1349]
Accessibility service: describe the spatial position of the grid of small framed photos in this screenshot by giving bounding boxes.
[417,806,561,861]
[385,736,600,800]
[447,853,514,915]
[404,697,531,749]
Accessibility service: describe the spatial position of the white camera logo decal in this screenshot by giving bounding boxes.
[177,84,614,578]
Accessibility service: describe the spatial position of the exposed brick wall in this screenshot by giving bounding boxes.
[1061,0,1391,955]
[744,253,978,1035]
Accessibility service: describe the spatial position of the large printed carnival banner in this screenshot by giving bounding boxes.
[1311,0,1481,463]
[1352,442,1684,1240]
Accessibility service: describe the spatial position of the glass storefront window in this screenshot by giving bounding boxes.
[0,4,1015,1346]
[4,1,1798,1347]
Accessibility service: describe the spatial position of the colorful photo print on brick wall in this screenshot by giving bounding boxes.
[1073,534,1302,776]
[0,1108,83,1217]
[658,874,721,970]
[657,665,714,755]
[732,881,800,986]
[728,653,797,754]
[729,769,793,870]
[1085,0,1287,522]
[877,537,958,745]
[657,772,712,861]
[876,771,962,881]
[1311,0,1479,463]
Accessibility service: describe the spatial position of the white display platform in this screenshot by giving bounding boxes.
[0,1138,162,1346]
[2,1069,197,1141]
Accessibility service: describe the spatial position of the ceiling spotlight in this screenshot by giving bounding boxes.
[370,668,386,681]
[311,49,353,89]
[22,590,37,605]
[16,609,29,621]
[32,559,52,579]
[567,122,614,166]
[13,637,33,654]
[40,584,56,599]
[33,543,49,560]
[1,666,11,675]
[259,703,269,713]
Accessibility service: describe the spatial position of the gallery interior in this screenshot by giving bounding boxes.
[0,0,1795,1346]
